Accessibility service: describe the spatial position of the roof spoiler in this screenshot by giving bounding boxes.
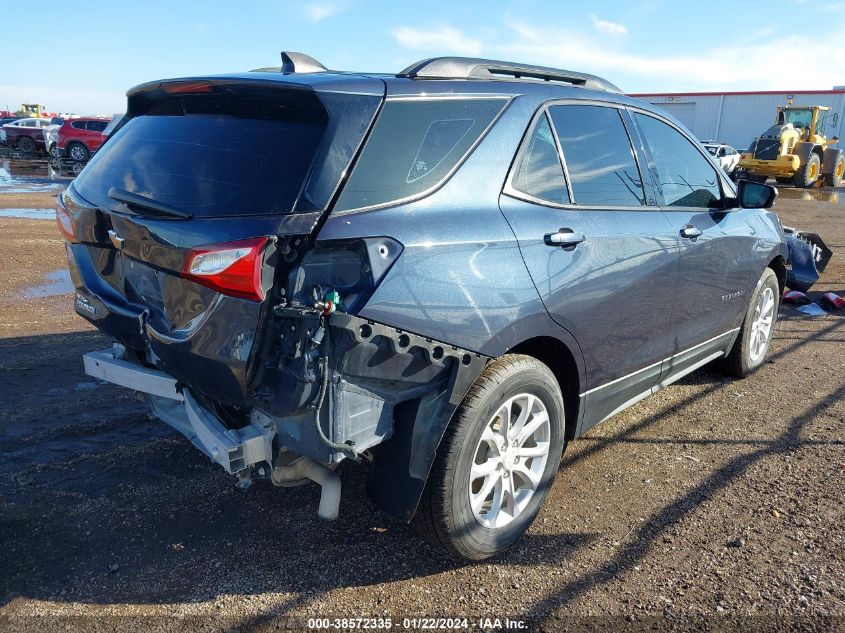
[398,56,621,93]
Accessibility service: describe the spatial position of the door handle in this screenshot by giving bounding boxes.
[545,228,586,248]
[680,225,702,239]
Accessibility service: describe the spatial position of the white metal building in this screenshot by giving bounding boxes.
[630,88,845,151]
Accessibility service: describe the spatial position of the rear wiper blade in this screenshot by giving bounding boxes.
[107,187,193,220]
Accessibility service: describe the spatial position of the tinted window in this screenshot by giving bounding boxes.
[87,120,108,132]
[335,98,506,211]
[71,120,86,130]
[634,113,722,208]
[73,90,327,218]
[511,113,569,204]
[548,105,644,206]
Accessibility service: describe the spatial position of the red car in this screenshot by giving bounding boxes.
[57,117,111,162]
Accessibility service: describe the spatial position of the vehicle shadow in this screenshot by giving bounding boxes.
[1,319,841,626]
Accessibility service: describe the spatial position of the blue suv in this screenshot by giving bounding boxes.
[61,52,788,559]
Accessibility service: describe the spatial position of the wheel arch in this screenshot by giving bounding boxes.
[367,325,585,522]
[767,255,787,294]
[508,336,581,441]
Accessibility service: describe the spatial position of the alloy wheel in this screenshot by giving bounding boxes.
[469,393,551,529]
[749,286,775,363]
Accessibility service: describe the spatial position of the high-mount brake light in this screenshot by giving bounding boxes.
[55,197,75,242]
[160,81,214,94]
[182,237,269,301]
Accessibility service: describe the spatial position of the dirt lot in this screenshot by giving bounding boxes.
[1,161,843,632]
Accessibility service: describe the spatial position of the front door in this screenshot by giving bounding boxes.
[630,111,756,379]
[498,102,679,431]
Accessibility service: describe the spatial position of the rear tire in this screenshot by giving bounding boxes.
[793,153,821,188]
[825,154,844,187]
[719,268,780,378]
[413,354,566,560]
[67,142,89,162]
[17,136,35,154]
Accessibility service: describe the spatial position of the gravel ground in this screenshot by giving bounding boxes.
[0,170,843,632]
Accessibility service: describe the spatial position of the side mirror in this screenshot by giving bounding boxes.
[736,179,778,209]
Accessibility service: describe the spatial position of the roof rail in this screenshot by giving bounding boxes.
[280,51,328,74]
[398,57,621,93]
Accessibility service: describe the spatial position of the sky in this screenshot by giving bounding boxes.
[1,0,844,115]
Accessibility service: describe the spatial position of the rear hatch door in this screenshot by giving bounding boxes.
[63,74,384,403]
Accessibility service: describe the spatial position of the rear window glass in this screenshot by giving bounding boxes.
[335,98,507,211]
[73,88,327,217]
[511,113,569,204]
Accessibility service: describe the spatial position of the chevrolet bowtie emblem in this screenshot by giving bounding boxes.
[108,229,125,250]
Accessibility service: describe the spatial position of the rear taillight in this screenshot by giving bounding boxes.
[55,197,75,242]
[182,237,270,301]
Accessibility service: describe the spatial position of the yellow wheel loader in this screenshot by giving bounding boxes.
[739,104,843,188]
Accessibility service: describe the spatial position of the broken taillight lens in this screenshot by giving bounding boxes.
[182,237,270,301]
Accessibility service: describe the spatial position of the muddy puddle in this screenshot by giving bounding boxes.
[0,208,56,220]
[22,269,74,299]
[0,157,79,194]
[776,186,843,204]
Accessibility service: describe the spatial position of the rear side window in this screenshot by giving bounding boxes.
[87,120,107,132]
[72,87,328,217]
[548,105,645,207]
[510,113,569,204]
[71,120,86,130]
[634,113,722,208]
[335,98,507,211]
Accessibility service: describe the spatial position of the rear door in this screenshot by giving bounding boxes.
[629,110,755,371]
[63,76,384,403]
[498,102,679,431]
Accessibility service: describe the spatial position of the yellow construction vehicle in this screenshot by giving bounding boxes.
[739,104,843,188]
[15,103,47,118]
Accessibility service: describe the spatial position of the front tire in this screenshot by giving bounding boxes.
[720,268,780,378]
[414,355,566,560]
[793,153,821,189]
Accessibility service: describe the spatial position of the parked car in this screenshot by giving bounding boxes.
[57,117,111,161]
[60,53,788,560]
[2,117,51,153]
[43,116,65,158]
[0,116,21,141]
[703,142,741,176]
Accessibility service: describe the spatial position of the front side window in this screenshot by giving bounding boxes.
[548,105,645,207]
[510,113,569,204]
[634,113,722,208]
[334,98,507,211]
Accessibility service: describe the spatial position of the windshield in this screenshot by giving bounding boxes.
[704,145,718,156]
[73,88,327,217]
[781,108,813,129]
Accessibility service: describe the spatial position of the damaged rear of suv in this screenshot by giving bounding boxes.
[62,52,788,560]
